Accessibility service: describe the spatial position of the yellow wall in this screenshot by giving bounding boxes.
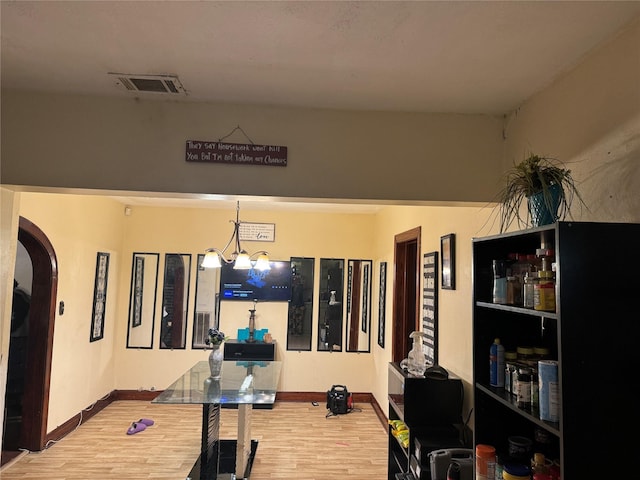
[6,191,495,432]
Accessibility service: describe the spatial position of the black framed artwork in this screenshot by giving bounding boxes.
[422,252,438,365]
[377,261,387,348]
[90,251,110,342]
[441,233,456,290]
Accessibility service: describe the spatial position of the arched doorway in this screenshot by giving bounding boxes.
[2,217,57,458]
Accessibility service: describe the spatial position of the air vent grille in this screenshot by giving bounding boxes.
[108,73,187,95]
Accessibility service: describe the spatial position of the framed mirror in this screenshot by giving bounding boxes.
[346,259,372,353]
[287,257,314,351]
[160,253,191,349]
[192,253,221,349]
[126,253,159,349]
[317,258,344,352]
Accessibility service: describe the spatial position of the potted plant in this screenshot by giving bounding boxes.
[497,154,586,233]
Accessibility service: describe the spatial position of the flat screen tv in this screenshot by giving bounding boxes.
[220,260,292,302]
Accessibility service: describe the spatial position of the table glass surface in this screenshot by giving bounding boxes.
[152,360,282,405]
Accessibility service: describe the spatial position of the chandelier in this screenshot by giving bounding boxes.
[201,201,270,270]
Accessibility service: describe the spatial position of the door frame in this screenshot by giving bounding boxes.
[13,216,57,451]
[392,227,421,363]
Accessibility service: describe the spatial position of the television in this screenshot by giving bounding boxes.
[220,260,292,302]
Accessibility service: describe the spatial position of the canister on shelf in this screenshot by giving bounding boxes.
[506,275,522,306]
[530,365,539,411]
[523,271,538,308]
[493,260,507,304]
[502,463,531,480]
[504,351,518,395]
[516,367,532,409]
[476,444,496,480]
[533,346,550,362]
[534,270,556,312]
[516,346,535,366]
[538,360,559,422]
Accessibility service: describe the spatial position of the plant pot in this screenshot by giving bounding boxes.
[528,184,562,227]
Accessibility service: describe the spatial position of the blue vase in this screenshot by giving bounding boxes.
[528,183,562,227]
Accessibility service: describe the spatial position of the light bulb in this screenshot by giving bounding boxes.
[234,251,252,269]
[201,251,222,268]
[254,253,271,271]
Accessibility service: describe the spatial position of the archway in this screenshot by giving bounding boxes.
[3,217,58,455]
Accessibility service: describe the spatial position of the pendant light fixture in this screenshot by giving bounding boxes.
[201,201,270,270]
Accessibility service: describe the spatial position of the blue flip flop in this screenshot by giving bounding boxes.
[127,422,147,435]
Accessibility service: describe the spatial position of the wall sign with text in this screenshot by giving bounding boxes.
[185,140,287,166]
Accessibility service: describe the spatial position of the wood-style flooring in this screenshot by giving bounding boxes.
[0,400,388,479]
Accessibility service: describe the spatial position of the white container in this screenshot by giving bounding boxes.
[538,360,559,422]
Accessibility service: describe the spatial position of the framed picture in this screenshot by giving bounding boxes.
[441,233,456,290]
[132,255,145,327]
[377,261,387,348]
[362,262,369,333]
[90,252,110,342]
[422,252,438,365]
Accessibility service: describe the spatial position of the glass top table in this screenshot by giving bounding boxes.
[153,360,282,480]
[152,360,282,406]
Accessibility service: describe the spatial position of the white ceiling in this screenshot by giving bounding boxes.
[2,0,639,212]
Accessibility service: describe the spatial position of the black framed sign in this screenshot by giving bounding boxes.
[132,256,145,327]
[377,262,387,348]
[441,233,456,290]
[422,252,438,365]
[90,252,110,342]
[361,262,369,333]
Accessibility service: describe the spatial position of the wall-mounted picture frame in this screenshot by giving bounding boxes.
[132,256,145,327]
[90,251,110,342]
[422,252,438,365]
[441,233,456,290]
[377,261,387,348]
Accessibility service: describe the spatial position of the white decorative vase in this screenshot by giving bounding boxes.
[208,344,224,379]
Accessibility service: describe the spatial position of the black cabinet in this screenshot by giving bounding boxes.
[223,339,276,410]
[223,339,276,361]
[472,221,639,478]
[388,362,467,480]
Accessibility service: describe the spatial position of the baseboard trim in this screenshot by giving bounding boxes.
[43,389,388,448]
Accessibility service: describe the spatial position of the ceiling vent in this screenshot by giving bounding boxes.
[108,73,187,95]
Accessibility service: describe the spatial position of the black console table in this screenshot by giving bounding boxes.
[153,360,282,479]
[223,339,276,361]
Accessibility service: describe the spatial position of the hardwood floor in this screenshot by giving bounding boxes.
[0,400,388,479]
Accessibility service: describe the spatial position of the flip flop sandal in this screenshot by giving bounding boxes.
[138,418,154,426]
[127,422,147,435]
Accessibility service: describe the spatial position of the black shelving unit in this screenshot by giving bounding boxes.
[387,362,467,480]
[472,221,639,478]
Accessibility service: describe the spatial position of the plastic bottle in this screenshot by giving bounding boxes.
[489,338,505,387]
[475,444,496,480]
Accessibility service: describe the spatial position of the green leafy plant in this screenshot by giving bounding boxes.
[497,154,586,233]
